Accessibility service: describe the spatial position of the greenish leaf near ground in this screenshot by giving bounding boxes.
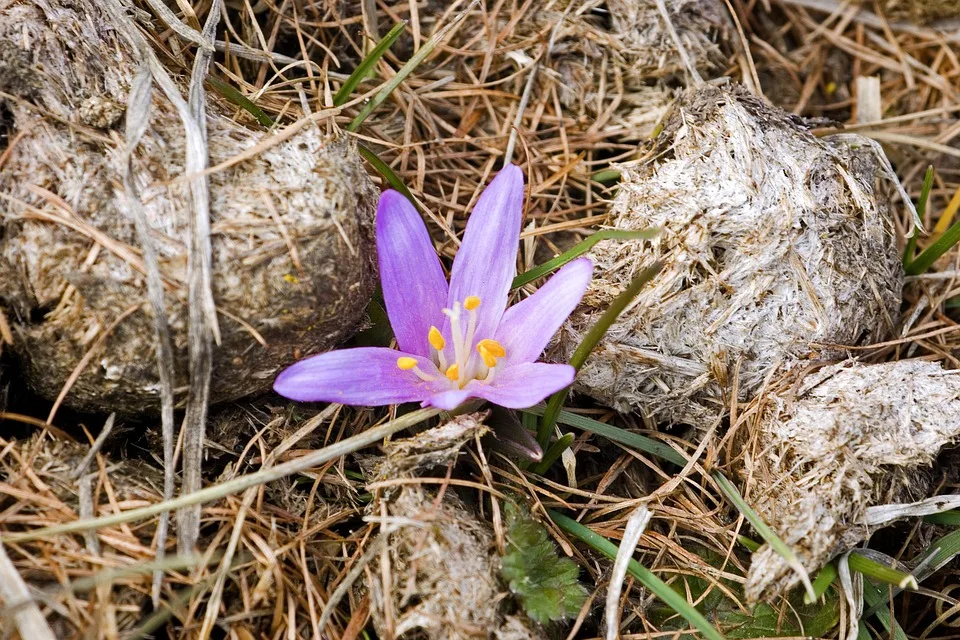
[501,502,587,624]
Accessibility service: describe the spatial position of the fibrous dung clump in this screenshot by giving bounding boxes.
[0,0,378,414]
[881,0,960,22]
[364,414,543,640]
[739,360,960,602]
[557,81,903,427]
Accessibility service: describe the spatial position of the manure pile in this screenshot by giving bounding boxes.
[1,0,960,639]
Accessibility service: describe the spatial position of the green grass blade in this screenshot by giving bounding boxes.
[904,219,960,275]
[922,509,960,525]
[206,75,275,127]
[512,229,659,289]
[333,22,406,107]
[849,553,917,590]
[537,262,663,447]
[591,168,622,184]
[902,165,934,267]
[861,582,908,640]
[711,470,816,602]
[347,0,477,132]
[523,405,686,466]
[549,510,726,640]
[358,143,418,206]
[737,535,762,553]
[861,528,960,621]
[806,562,838,604]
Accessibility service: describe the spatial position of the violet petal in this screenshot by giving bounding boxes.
[274,347,440,405]
[446,164,524,341]
[466,362,575,409]
[495,258,593,365]
[377,190,449,357]
[423,388,472,411]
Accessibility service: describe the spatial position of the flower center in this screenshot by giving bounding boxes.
[395,296,507,388]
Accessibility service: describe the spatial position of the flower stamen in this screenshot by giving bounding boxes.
[428,326,446,351]
[463,296,480,364]
[443,302,467,385]
[428,325,448,370]
[476,338,506,368]
[397,356,435,382]
[445,363,460,382]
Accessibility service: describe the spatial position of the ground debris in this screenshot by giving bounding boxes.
[0,433,163,635]
[365,413,545,640]
[558,81,903,427]
[880,0,960,22]
[737,359,960,602]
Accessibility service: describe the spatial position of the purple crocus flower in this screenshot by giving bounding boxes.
[273,164,593,411]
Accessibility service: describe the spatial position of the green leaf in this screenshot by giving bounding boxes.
[501,503,587,624]
[529,433,574,475]
[712,471,816,602]
[206,75,275,127]
[904,166,960,276]
[333,22,406,107]
[914,527,960,572]
[806,561,838,604]
[537,262,663,448]
[549,510,726,640]
[719,597,839,638]
[354,290,394,347]
[591,168,622,184]
[922,509,960,525]
[347,1,477,132]
[849,553,917,590]
[648,552,839,639]
[522,404,686,466]
[357,143,419,207]
[512,229,659,289]
[861,581,908,640]
[902,165,933,267]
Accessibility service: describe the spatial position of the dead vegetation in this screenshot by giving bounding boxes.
[1,0,960,638]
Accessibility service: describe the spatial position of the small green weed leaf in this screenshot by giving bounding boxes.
[501,503,587,624]
[649,551,839,639]
[719,597,840,638]
[333,22,406,107]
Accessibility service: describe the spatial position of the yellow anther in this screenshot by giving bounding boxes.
[428,326,445,351]
[476,339,506,358]
[397,357,418,371]
[464,296,481,311]
[445,363,460,381]
[478,347,498,368]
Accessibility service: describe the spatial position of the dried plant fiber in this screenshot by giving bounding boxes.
[880,0,960,22]
[0,434,163,635]
[739,360,960,602]
[0,0,378,414]
[365,414,543,640]
[557,81,903,427]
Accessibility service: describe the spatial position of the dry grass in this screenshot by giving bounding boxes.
[2,0,960,638]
